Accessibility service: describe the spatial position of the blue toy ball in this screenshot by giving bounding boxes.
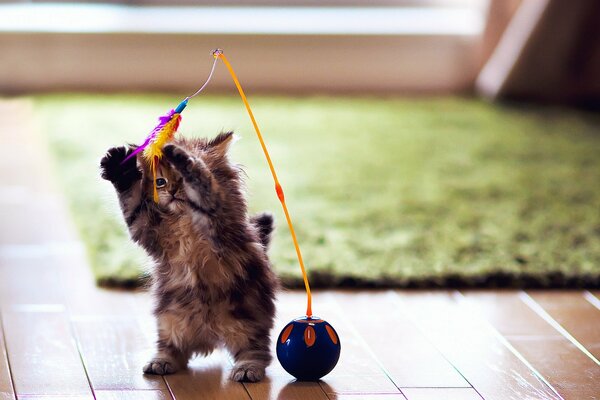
[276,316,341,380]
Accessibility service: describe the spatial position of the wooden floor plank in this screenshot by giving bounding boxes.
[584,291,600,310]
[245,379,328,400]
[164,350,250,400]
[397,291,560,400]
[319,375,402,397]
[0,198,73,246]
[461,291,600,400]
[458,291,562,338]
[58,251,152,320]
[94,390,172,400]
[0,256,65,306]
[1,309,93,398]
[17,396,92,400]
[527,291,600,360]
[68,288,149,318]
[331,291,470,389]
[402,388,483,400]
[332,395,406,400]
[302,293,402,396]
[0,312,15,400]
[71,317,168,391]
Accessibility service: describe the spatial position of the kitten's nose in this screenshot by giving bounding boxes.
[169,188,177,197]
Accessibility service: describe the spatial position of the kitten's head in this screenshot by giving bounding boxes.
[139,132,238,213]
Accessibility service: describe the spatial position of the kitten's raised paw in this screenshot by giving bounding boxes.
[100,146,138,179]
[143,359,178,375]
[100,146,142,191]
[230,365,265,382]
[163,144,194,173]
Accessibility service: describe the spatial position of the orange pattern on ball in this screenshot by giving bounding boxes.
[304,326,316,347]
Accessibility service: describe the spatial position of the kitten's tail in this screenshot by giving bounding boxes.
[251,212,274,249]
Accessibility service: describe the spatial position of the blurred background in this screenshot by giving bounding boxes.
[1,0,599,103]
[1,0,599,289]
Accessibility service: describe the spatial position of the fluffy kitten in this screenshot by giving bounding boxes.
[100,132,278,382]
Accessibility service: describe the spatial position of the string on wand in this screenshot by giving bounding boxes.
[212,49,313,318]
[125,48,313,317]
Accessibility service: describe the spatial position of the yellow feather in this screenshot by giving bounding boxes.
[143,113,181,202]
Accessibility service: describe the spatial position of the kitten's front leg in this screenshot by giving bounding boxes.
[162,144,221,214]
[100,146,144,221]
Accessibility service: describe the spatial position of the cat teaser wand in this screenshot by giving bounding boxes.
[122,56,219,202]
[129,49,340,381]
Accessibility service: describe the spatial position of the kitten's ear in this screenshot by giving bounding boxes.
[208,131,235,156]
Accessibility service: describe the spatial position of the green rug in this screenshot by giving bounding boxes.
[34,94,600,288]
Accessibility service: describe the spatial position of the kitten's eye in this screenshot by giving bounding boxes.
[155,178,168,188]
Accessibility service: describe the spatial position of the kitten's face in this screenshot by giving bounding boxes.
[140,133,235,214]
[154,163,187,213]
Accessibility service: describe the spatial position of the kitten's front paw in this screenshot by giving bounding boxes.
[143,359,179,375]
[100,146,142,191]
[163,144,194,173]
[230,364,266,382]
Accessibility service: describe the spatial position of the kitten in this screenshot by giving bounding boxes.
[100,132,278,382]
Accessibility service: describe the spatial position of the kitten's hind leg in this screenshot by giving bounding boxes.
[228,336,272,382]
[143,339,189,375]
[144,313,194,375]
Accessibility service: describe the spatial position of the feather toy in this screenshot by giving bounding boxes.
[122,103,184,202]
[122,52,218,201]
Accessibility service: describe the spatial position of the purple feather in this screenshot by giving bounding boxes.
[121,109,177,164]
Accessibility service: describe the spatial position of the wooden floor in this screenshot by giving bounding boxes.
[1,102,600,400]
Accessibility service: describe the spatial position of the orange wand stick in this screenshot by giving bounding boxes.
[214,49,313,318]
